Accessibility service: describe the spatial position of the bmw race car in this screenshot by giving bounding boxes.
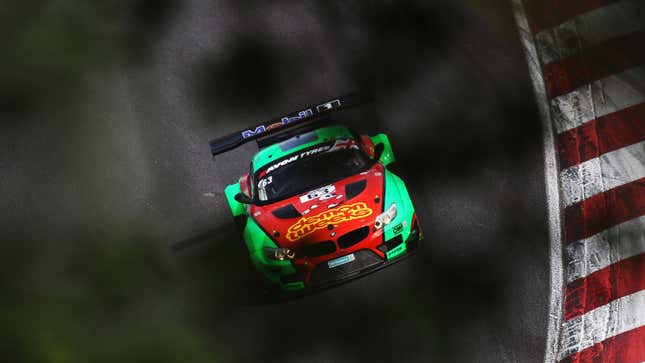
[210,94,422,293]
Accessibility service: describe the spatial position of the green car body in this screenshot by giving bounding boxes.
[224,124,422,292]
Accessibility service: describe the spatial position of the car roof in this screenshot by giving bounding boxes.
[251,124,355,172]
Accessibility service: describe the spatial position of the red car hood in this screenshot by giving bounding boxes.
[250,163,385,251]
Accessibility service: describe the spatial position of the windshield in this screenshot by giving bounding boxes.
[255,141,370,202]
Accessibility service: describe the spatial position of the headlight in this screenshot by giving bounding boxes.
[264,247,295,261]
[374,203,397,229]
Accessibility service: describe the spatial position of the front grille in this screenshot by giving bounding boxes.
[309,250,383,286]
[378,235,403,252]
[337,226,370,249]
[385,235,403,250]
[300,241,336,258]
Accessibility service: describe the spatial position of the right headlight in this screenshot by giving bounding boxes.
[264,247,295,261]
[374,203,397,230]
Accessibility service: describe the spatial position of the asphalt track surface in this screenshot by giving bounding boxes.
[2,1,550,362]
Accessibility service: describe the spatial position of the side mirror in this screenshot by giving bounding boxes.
[373,143,385,164]
[234,192,255,205]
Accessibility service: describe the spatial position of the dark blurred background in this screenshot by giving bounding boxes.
[1,1,549,362]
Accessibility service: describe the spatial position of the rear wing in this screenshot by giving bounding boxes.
[209,93,368,157]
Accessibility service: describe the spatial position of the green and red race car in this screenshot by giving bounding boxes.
[210,95,422,293]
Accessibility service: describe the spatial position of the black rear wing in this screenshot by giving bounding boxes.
[209,93,368,157]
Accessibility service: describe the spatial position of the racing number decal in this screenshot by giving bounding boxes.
[257,176,273,201]
[257,176,273,189]
[286,202,373,241]
[299,184,337,203]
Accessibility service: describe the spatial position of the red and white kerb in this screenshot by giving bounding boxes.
[514,1,645,362]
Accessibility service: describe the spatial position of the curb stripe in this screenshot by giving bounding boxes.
[535,0,644,65]
[559,325,645,363]
[563,252,645,321]
[544,29,645,99]
[556,102,645,169]
[560,141,645,207]
[551,66,645,134]
[564,177,645,243]
[565,215,645,284]
[514,1,645,362]
[525,0,617,34]
[558,289,645,360]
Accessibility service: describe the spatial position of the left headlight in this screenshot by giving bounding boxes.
[374,203,397,230]
[264,247,295,261]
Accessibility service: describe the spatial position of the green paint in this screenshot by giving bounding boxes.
[386,243,407,260]
[370,133,395,166]
[224,182,245,217]
[382,169,416,245]
[243,218,296,286]
[282,282,305,291]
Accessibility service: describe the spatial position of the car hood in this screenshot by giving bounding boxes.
[250,163,386,250]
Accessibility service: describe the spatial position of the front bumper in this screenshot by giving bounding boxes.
[277,226,421,294]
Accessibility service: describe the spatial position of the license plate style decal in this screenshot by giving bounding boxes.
[328,254,355,268]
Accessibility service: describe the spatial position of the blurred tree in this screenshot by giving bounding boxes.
[0,0,175,115]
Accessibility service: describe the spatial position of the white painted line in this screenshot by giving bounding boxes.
[565,215,645,284]
[558,289,645,360]
[560,141,645,206]
[511,2,564,363]
[551,65,645,134]
[535,0,644,65]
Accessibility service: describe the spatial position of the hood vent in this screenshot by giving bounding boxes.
[345,179,367,200]
[271,204,302,219]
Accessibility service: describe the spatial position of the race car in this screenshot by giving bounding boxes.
[210,94,422,293]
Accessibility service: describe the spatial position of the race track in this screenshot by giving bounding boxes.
[1,1,551,362]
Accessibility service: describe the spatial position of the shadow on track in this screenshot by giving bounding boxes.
[171,223,280,307]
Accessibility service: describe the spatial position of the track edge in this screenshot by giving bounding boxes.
[510,1,564,362]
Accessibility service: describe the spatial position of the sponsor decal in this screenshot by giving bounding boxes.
[260,138,360,178]
[265,155,299,175]
[386,243,406,259]
[316,99,341,112]
[241,99,344,139]
[281,109,313,125]
[328,253,355,268]
[241,109,312,139]
[264,145,330,175]
[393,223,403,235]
[299,184,337,203]
[265,122,284,131]
[242,125,268,139]
[328,138,359,152]
[286,202,373,241]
